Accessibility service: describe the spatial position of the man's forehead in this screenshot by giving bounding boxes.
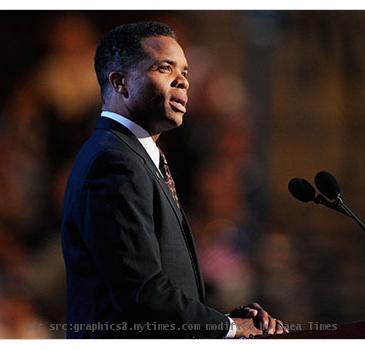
[141,35,187,64]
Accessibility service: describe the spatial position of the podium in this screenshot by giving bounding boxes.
[267,321,365,339]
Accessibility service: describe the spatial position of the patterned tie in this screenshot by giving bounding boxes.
[159,149,180,208]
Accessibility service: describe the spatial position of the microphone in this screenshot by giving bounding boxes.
[288,178,316,203]
[314,171,340,200]
[288,177,349,216]
[314,171,365,232]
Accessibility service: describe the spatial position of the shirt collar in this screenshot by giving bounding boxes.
[100,111,161,171]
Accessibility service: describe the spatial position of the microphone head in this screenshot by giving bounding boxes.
[314,171,340,200]
[288,178,316,203]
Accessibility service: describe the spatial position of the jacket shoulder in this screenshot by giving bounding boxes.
[63,129,149,209]
[77,129,146,178]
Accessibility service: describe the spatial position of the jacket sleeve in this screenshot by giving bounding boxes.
[79,150,230,338]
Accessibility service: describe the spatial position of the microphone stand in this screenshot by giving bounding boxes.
[315,193,365,232]
[314,194,349,217]
[289,178,365,232]
[335,196,365,232]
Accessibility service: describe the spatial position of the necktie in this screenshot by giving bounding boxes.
[159,149,180,208]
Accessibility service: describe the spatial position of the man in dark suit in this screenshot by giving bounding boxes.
[61,21,288,338]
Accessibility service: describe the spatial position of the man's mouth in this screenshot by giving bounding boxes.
[169,97,187,113]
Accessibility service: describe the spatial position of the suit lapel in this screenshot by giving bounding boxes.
[95,117,204,300]
[95,117,184,221]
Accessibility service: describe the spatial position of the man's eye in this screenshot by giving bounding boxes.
[158,65,172,72]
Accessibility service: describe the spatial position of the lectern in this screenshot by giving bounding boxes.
[268,321,365,339]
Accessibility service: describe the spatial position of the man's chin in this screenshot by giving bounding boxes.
[163,113,185,130]
[172,114,184,127]
[151,111,185,134]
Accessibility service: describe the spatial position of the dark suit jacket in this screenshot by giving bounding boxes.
[61,116,230,338]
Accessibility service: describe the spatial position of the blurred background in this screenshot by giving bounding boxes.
[0,10,365,338]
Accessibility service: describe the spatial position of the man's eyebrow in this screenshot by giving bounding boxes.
[160,59,188,71]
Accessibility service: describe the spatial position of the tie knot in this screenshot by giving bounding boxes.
[159,148,168,169]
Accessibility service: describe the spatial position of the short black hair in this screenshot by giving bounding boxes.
[94,21,176,100]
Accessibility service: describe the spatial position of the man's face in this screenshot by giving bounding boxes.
[124,35,189,133]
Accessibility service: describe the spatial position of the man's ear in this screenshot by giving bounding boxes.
[108,72,128,98]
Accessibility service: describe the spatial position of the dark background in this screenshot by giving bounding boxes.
[0,10,365,338]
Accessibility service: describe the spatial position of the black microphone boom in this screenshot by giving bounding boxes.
[288,177,349,216]
[313,194,350,217]
[289,171,365,233]
[314,171,365,232]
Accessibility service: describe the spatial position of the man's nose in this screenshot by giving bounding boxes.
[171,73,189,90]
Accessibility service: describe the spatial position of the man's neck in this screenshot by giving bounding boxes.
[101,107,161,142]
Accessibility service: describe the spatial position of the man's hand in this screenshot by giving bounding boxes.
[230,317,263,338]
[230,302,289,338]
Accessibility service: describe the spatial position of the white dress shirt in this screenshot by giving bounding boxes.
[101,111,161,172]
[100,111,236,338]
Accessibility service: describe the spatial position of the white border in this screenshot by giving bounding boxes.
[1,0,365,10]
[0,339,365,350]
